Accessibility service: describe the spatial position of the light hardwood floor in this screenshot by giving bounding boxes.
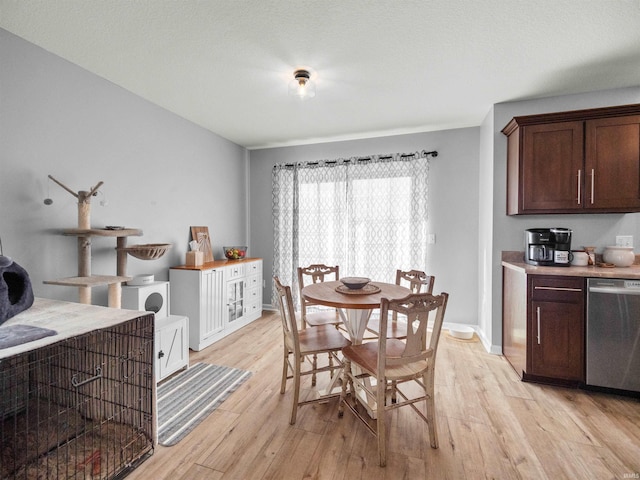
[128,310,640,480]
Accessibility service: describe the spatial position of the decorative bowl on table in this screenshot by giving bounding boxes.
[223,246,247,260]
[340,277,371,290]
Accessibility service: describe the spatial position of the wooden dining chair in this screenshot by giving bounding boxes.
[273,276,351,425]
[297,264,343,384]
[297,264,341,328]
[367,269,435,338]
[338,291,449,467]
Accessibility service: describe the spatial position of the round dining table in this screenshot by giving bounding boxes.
[301,280,411,344]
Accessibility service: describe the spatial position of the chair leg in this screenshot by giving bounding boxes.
[280,349,289,394]
[338,358,351,417]
[376,377,387,467]
[312,354,318,386]
[290,354,302,425]
[328,352,334,378]
[424,370,438,448]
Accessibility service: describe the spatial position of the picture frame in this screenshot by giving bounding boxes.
[190,226,214,263]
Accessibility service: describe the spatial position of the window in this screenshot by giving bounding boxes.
[272,153,431,306]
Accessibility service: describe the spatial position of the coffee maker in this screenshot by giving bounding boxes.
[525,228,572,266]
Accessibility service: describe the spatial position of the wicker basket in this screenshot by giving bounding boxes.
[118,243,172,260]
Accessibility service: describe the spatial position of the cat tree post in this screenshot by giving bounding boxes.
[77,190,93,230]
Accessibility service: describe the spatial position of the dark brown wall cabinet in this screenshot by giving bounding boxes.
[503,269,585,385]
[503,104,640,215]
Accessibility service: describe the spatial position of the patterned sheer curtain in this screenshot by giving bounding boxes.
[272,152,431,306]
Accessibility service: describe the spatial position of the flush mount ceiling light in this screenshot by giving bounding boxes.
[288,69,316,100]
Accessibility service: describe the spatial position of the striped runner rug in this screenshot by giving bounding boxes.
[157,362,252,446]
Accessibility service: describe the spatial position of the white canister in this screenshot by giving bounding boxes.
[602,246,635,267]
[570,251,589,266]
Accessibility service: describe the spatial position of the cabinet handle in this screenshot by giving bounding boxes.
[536,307,541,345]
[534,286,582,292]
[577,169,581,205]
[590,168,595,204]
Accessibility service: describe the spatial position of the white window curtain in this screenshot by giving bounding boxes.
[272,152,432,306]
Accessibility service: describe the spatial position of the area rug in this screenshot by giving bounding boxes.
[156,362,252,446]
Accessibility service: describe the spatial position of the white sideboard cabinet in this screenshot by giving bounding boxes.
[170,258,263,351]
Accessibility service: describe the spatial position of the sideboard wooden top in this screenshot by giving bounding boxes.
[171,257,262,271]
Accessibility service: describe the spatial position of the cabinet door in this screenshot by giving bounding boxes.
[519,121,584,213]
[227,278,245,323]
[585,115,640,211]
[156,317,188,382]
[201,269,225,339]
[528,276,585,381]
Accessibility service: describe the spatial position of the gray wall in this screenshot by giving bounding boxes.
[479,86,640,353]
[0,28,249,306]
[4,27,640,354]
[249,128,481,329]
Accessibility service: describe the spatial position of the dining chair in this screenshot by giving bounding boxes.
[338,291,449,467]
[297,264,341,328]
[297,264,343,384]
[273,276,351,425]
[367,269,435,338]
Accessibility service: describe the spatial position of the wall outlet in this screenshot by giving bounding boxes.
[616,235,633,247]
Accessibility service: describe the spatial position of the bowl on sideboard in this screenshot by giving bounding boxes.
[223,246,247,260]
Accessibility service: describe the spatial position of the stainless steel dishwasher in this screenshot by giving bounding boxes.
[587,278,640,394]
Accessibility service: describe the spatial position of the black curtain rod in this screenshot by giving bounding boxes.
[275,150,438,169]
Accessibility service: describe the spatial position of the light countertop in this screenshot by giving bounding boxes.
[502,251,640,279]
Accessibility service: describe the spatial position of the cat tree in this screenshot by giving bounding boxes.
[43,175,170,308]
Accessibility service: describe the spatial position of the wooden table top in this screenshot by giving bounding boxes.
[301,280,411,309]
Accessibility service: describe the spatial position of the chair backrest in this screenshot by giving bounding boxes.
[393,270,435,322]
[297,264,340,308]
[377,292,449,375]
[274,276,300,354]
[395,269,435,294]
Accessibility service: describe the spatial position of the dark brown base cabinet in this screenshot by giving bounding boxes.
[503,268,585,385]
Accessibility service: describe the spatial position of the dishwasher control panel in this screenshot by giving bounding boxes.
[624,280,640,289]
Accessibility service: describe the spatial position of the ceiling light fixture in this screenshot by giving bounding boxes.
[288,69,316,100]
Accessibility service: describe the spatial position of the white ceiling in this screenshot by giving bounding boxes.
[1,1,639,150]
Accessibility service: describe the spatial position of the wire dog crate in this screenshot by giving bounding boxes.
[0,313,155,479]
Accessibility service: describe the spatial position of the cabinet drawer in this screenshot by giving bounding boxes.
[247,274,261,289]
[226,264,245,279]
[247,286,261,302]
[246,298,262,316]
[247,261,262,275]
[530,276,584,301]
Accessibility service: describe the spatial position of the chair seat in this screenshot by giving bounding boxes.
[305,310,341,327]
[343,339,430,380]
[367,317,408,339]
[299,324,350,355]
